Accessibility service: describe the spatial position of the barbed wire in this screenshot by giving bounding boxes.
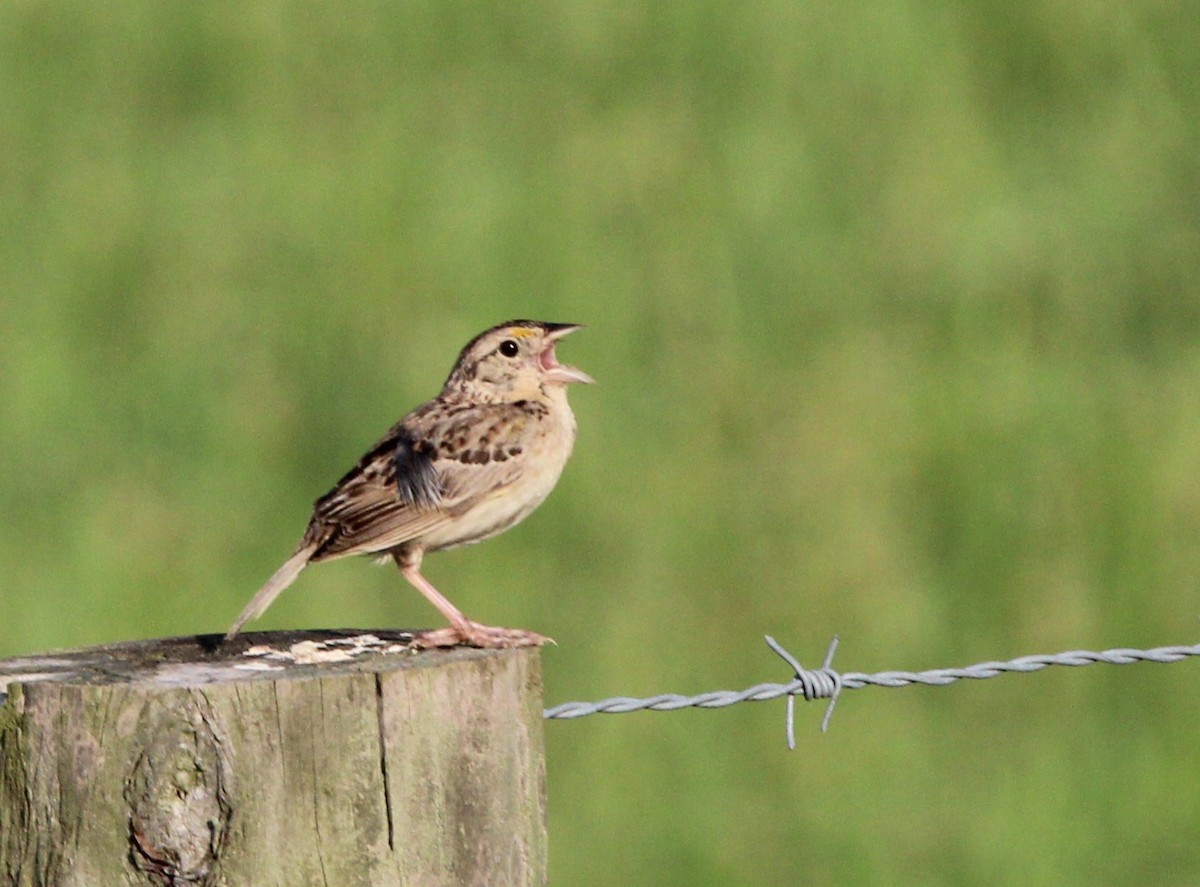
[543,636,1200,748]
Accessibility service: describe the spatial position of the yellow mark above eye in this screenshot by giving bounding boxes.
[504,327,537,339]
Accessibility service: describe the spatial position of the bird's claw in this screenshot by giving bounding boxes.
[414,622,552,650]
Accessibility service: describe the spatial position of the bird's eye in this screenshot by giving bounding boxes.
[499,340,519,358]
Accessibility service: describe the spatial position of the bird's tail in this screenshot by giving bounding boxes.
[225,543,319,640]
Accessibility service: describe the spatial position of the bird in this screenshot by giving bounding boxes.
[225,319,592,648]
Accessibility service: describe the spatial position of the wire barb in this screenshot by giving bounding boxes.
[764,635,843,745]
[543,637,1200,748]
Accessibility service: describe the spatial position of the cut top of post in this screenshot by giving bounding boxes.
[0,630,502,702]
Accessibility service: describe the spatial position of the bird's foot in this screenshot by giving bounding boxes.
[414,621,552,649]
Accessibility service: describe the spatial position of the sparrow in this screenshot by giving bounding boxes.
[225,319,592,648]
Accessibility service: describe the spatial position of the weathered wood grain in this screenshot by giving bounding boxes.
[0,631,546,886]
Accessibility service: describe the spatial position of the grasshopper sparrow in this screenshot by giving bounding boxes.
[225,320,592,648]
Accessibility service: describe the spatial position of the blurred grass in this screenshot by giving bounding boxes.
[3,2,1200,884]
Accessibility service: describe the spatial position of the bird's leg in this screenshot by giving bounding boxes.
[393,552,548,649]
[397,558,472,632]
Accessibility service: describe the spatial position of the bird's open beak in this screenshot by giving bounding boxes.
[540,324,594,385]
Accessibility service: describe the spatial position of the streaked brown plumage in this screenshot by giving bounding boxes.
[225,320,592,647]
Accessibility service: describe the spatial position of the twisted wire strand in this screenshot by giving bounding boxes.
[840,644,1200,688]
[543,638,1200,746]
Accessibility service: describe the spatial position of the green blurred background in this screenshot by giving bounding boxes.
[3,3,1200,884]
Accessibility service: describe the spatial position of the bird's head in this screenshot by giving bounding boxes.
[443,320,594,401]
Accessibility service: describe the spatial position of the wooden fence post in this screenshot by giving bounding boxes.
[0,630,547,886]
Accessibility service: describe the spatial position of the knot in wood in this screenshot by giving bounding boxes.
[124,693,230,886]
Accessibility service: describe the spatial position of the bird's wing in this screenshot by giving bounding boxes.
[419,400,541,511]
[305,401,535,559]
